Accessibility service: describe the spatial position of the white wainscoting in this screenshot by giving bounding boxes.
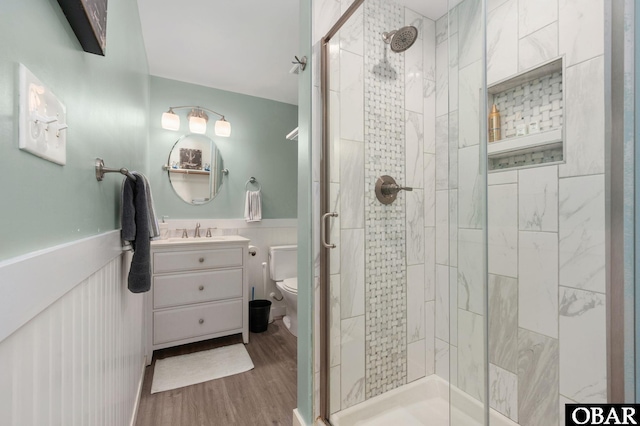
[0,231,146,426]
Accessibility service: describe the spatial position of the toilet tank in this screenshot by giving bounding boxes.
[269,245,298,281]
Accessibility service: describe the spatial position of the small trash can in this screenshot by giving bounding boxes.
[249,300,271,333]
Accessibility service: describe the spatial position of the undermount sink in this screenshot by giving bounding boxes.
[152,235,249,246]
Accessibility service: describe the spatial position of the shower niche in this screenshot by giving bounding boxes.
[487,57,565,171]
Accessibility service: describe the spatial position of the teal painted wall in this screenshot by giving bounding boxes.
[635,0,640,402]
[297,0,313,422]
[0,0,149,261]
[148,76,298,220]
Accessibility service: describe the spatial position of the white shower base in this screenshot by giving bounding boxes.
[330,375,518,426]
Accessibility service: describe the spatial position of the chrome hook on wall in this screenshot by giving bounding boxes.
[292,55,307,72]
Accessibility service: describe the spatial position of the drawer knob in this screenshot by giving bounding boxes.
[199,257,205,263]
[199,318,204,324]
[198,285,204,291]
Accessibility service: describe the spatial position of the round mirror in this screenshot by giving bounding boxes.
[166,134,225,205]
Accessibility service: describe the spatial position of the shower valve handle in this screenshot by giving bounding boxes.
[380,183,413,196]
[375,175,412,205]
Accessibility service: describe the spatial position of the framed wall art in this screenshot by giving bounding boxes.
[180,148,203,170]
[57,0,108,56]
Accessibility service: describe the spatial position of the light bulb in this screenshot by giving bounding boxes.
[189,116,207,134]
[215,119,231,137]
[161,111,180,131]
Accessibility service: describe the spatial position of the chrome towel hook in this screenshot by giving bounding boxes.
[292,56,307,71]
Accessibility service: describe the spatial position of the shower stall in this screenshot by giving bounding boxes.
[315,0,634,424]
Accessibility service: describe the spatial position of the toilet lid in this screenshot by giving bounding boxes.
[283,277,298,292]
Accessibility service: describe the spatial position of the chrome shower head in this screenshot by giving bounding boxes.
[382,25,418,52]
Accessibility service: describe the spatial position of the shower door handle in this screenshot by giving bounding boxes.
[321,212,338,249]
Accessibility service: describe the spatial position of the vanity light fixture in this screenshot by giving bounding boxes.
[161,105,231,137]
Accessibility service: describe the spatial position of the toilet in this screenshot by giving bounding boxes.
[269,245,298,337]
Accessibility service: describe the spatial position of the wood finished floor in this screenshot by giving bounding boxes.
[135,320,297,426]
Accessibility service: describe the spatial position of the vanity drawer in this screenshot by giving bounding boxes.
[153,247,243,273]
[153,299,243,345]
[153,269,243,309]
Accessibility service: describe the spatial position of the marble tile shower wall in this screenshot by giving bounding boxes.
[484,0,606,425]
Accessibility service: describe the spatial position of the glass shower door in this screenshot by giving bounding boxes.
[323,0,429,417]
[321,0,489,423]
[321,0,491,423]
[443,0,489,424]
[322,0,367,418]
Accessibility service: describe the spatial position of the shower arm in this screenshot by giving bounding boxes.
[382,30,397,44]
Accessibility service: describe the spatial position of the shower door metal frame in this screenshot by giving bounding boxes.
[607,0,634,402]
[319,0,365,423]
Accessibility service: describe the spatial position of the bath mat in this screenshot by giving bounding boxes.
[151,343,254,393]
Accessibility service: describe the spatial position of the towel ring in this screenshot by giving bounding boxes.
[245,177,261,191]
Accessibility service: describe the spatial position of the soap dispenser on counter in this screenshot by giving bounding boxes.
[159,216,169,239]
[488,104,501,142]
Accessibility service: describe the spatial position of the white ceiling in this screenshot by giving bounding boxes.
[137,0,301,105]
[136,0,448,106]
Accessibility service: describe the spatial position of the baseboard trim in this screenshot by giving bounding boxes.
[269,306,287,321]
[293,408,307,426]
[130,356,147,426]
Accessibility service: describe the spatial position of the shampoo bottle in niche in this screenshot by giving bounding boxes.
[488,104,501,142]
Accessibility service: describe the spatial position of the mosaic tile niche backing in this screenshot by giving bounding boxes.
[490,146,564,170]
[363,0,407,399]
[492,71,563,139]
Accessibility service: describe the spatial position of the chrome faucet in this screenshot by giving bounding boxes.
[206,227,216,238]
[177,228,188,238]
[194,222,201,238]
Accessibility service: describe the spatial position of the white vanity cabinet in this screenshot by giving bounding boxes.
[146,236,250,360]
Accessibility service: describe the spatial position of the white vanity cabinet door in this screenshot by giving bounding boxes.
[153,299,243,345]
[153,269,243,309]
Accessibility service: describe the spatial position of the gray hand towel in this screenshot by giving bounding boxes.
[121,172,155,293]
[138,173,160,239]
